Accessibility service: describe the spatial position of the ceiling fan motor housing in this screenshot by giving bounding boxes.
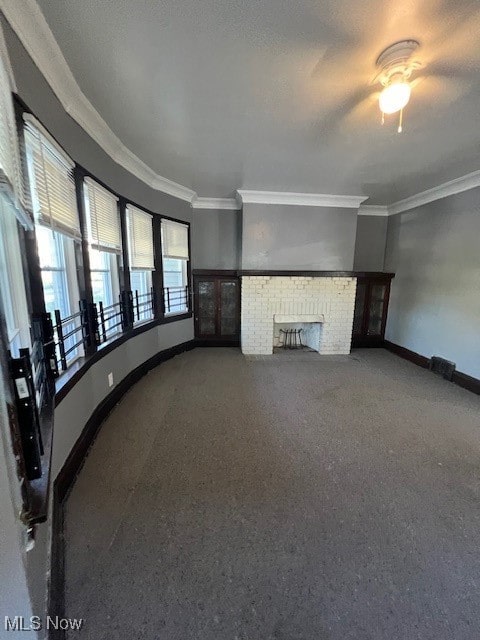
[376,40,421,86]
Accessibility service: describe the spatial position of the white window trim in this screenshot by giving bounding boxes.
[0,195,31,356]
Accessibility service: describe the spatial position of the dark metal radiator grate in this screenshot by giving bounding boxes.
[430,356,456,381]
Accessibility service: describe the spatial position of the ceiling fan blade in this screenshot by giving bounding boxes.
[312,84,374,138]
[310,46,330,77]
[422,7,480,68]
[311,45,372,80]
[411,75,470,105]
[422,62,480,80]
[344,91,381,127]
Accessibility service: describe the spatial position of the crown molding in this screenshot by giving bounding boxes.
[0,0,196,202]
[191,196,241,210]
[0,21,16,91]
[358,205,389,217]
[388,170,480,215]
[237,190,367,208]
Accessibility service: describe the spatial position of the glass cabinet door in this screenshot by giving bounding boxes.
[219,280,238,336]
[367,283,387,336]
[353,282,367,335]
[352,276,392,347]
[197,280,216,336]
[194,275,240,342]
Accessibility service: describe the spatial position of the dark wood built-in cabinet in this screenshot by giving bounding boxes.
[352,273,394,347]
[193,272,241,345]
[193,270,392,348]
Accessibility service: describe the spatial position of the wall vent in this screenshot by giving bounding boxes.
[430,356,456,381]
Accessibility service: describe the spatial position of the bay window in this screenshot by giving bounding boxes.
[161,219,189,315]
[126,204,154,323]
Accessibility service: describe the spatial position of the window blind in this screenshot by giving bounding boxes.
[24,114,80,240]
[84,177,121,253]
[127,205,154,270]
[161,219,189,260]
[0,26,29,226]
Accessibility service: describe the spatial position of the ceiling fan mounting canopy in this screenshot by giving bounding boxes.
[375,40,421,86]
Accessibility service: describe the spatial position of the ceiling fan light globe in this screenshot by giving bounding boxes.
[379,82,411,114]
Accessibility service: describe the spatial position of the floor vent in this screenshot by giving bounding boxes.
[430,356,456,381]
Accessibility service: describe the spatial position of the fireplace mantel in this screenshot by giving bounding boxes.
[239,270,394,279]
[274,314,324,323]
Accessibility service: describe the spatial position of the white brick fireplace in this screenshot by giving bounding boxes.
[241,276,357,355]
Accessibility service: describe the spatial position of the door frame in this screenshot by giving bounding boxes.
[193,270,241,347]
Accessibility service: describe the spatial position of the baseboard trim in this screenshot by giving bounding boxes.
[383,340,430,369]
[48,340,195,638]
[451,370,480,395]
[384,340,480,395]
[194,339,240,347]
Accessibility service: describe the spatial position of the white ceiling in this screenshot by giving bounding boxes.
[30,0,480,202]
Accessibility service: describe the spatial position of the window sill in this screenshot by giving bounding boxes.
[132,317,155,329]
[165,310,188,317]
[54,311,192,405]
[161,311,191,324]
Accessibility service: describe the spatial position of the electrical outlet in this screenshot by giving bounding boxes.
[108,372,114,387]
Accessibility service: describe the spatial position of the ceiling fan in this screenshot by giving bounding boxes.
[374,40,422,133]
[310,6,480,139]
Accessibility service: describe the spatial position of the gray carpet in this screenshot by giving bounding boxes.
[64,348,480,639]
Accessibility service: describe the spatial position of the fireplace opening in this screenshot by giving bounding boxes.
[273,315,324,353]
[279,328,304,349]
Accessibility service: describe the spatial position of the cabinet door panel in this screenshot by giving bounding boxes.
[219,280,238,336]
[367,283,387,336]
[197,280,216,336]
[351,276,392,347]
[353,282,367,335]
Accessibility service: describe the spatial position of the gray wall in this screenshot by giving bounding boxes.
[353,215,387,271]
[1,19,191,224]
[385,187,480,379]
[192,209,241,269]
[242,204,358,270]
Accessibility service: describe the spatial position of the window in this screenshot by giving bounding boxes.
[0,27,31,357]
[0,194,31,356]
[126,205,154,323]
[161,219,189,315]
[34,225,82,364]
[89,250,119,307]
[24,115,83,365]
[84,177,121,309]
[0,26,24,212]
